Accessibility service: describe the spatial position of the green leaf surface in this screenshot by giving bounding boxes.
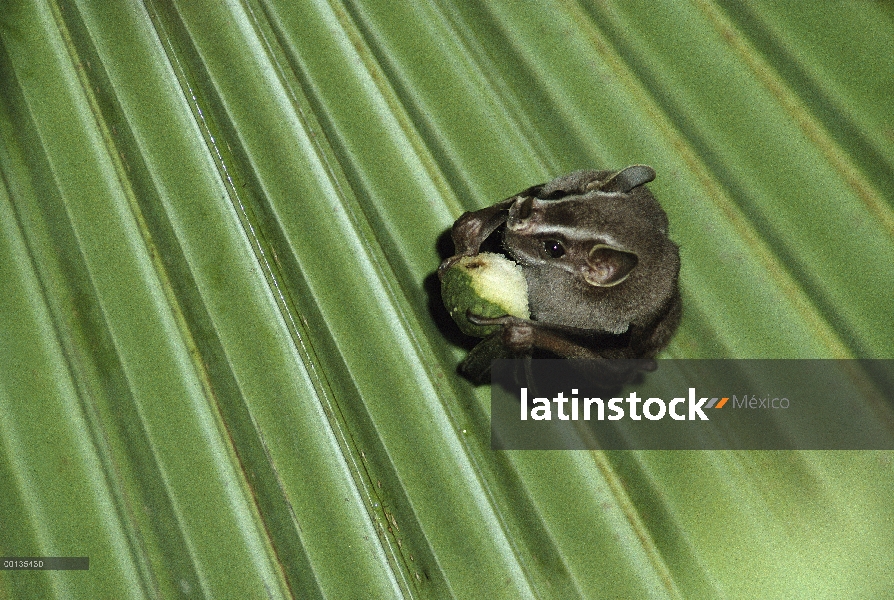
[1,0,892,598]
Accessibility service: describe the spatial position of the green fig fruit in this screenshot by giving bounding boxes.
[441,252,530,337]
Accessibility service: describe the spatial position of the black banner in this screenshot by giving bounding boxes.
[491,359,894,450]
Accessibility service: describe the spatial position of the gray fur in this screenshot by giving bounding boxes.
[440,166,681,383]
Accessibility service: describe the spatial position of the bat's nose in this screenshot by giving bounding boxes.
[506,197,536,231]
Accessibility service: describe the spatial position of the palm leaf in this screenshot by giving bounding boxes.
[1,0,892,597]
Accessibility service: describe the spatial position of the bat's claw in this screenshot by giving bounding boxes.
[465,311,515,326]
[438,254,471,280]
[466,312,534,352]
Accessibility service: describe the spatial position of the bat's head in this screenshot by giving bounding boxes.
[503,166,680,333]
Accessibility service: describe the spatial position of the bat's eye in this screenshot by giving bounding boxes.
[543,239,565,258]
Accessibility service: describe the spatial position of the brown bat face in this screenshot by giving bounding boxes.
[502,168,679,334]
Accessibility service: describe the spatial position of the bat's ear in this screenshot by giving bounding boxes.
[583,245,638,287]
[599,165,655,193]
